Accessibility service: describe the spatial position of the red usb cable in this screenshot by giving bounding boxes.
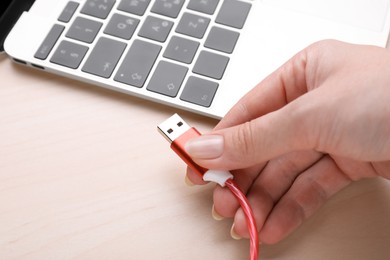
[225,178,259,260]
[158,113,259,260]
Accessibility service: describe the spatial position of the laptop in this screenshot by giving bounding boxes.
[2,0,390,119]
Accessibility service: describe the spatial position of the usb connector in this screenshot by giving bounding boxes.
[158,113,233,186]
[157,113,191,143]
[158,113,206,177]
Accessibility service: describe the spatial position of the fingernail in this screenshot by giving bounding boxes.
[184,175,195,187]
[185,135,224,159]
[211,205,224,221]
[230,224,242,240]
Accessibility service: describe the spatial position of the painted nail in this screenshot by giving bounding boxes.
[211,205,224,221]
[185,135,224,159]
[230,224,242,240]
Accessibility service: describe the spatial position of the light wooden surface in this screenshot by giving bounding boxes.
[1,52,390,260]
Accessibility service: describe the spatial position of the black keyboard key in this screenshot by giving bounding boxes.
[175,12,210,39]
[104,13,140,40]
[34,24,65,60]
[187,0,219,15]
[138,16,173,42]
[50,40,89,69]
[82,37,127,78]
[163,36,199,64]
[58,1,79,23]
[180,76,218,107]
[81,0,116,19]
[204,26,239,54]
[118,0,151,16]
[193,51,229,80]
[147,61,188,97]
[66,17,102,43]
[151,0,185,18]
[215,0,251,29]
[114,40,161,87]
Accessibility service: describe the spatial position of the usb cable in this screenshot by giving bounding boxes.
[158,113,259,260]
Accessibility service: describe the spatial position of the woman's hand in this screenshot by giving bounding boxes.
[185,40,390,244]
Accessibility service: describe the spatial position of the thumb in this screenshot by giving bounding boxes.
[185,103,315,170]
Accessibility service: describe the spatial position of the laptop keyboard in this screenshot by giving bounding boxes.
[34,0,251,108]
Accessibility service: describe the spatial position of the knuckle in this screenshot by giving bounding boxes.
[232,121,258,163]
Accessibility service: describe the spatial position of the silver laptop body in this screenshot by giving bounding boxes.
[5,0,390,119]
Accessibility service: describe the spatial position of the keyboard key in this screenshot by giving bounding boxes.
[147,61,188,97]
[163,36,199,64]
[175,12,210,39]
[104,13,140,40]
[34,24,65,60]
[114,40,161,87]
[81,0,115,19]
[151,0,185,18]
[180,76,218,107]
[118,0,151,16]
[187,0,219,15]
[192,50,229,80]
[82,37,127,78]
[215,0,251,29]
[204,26,239,54]
[66,17,102,43]
[138,16,173,42]
[58,1,79,23]
[50,40,89,69]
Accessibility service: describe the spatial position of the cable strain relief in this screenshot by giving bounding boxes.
[203,170,234,187]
